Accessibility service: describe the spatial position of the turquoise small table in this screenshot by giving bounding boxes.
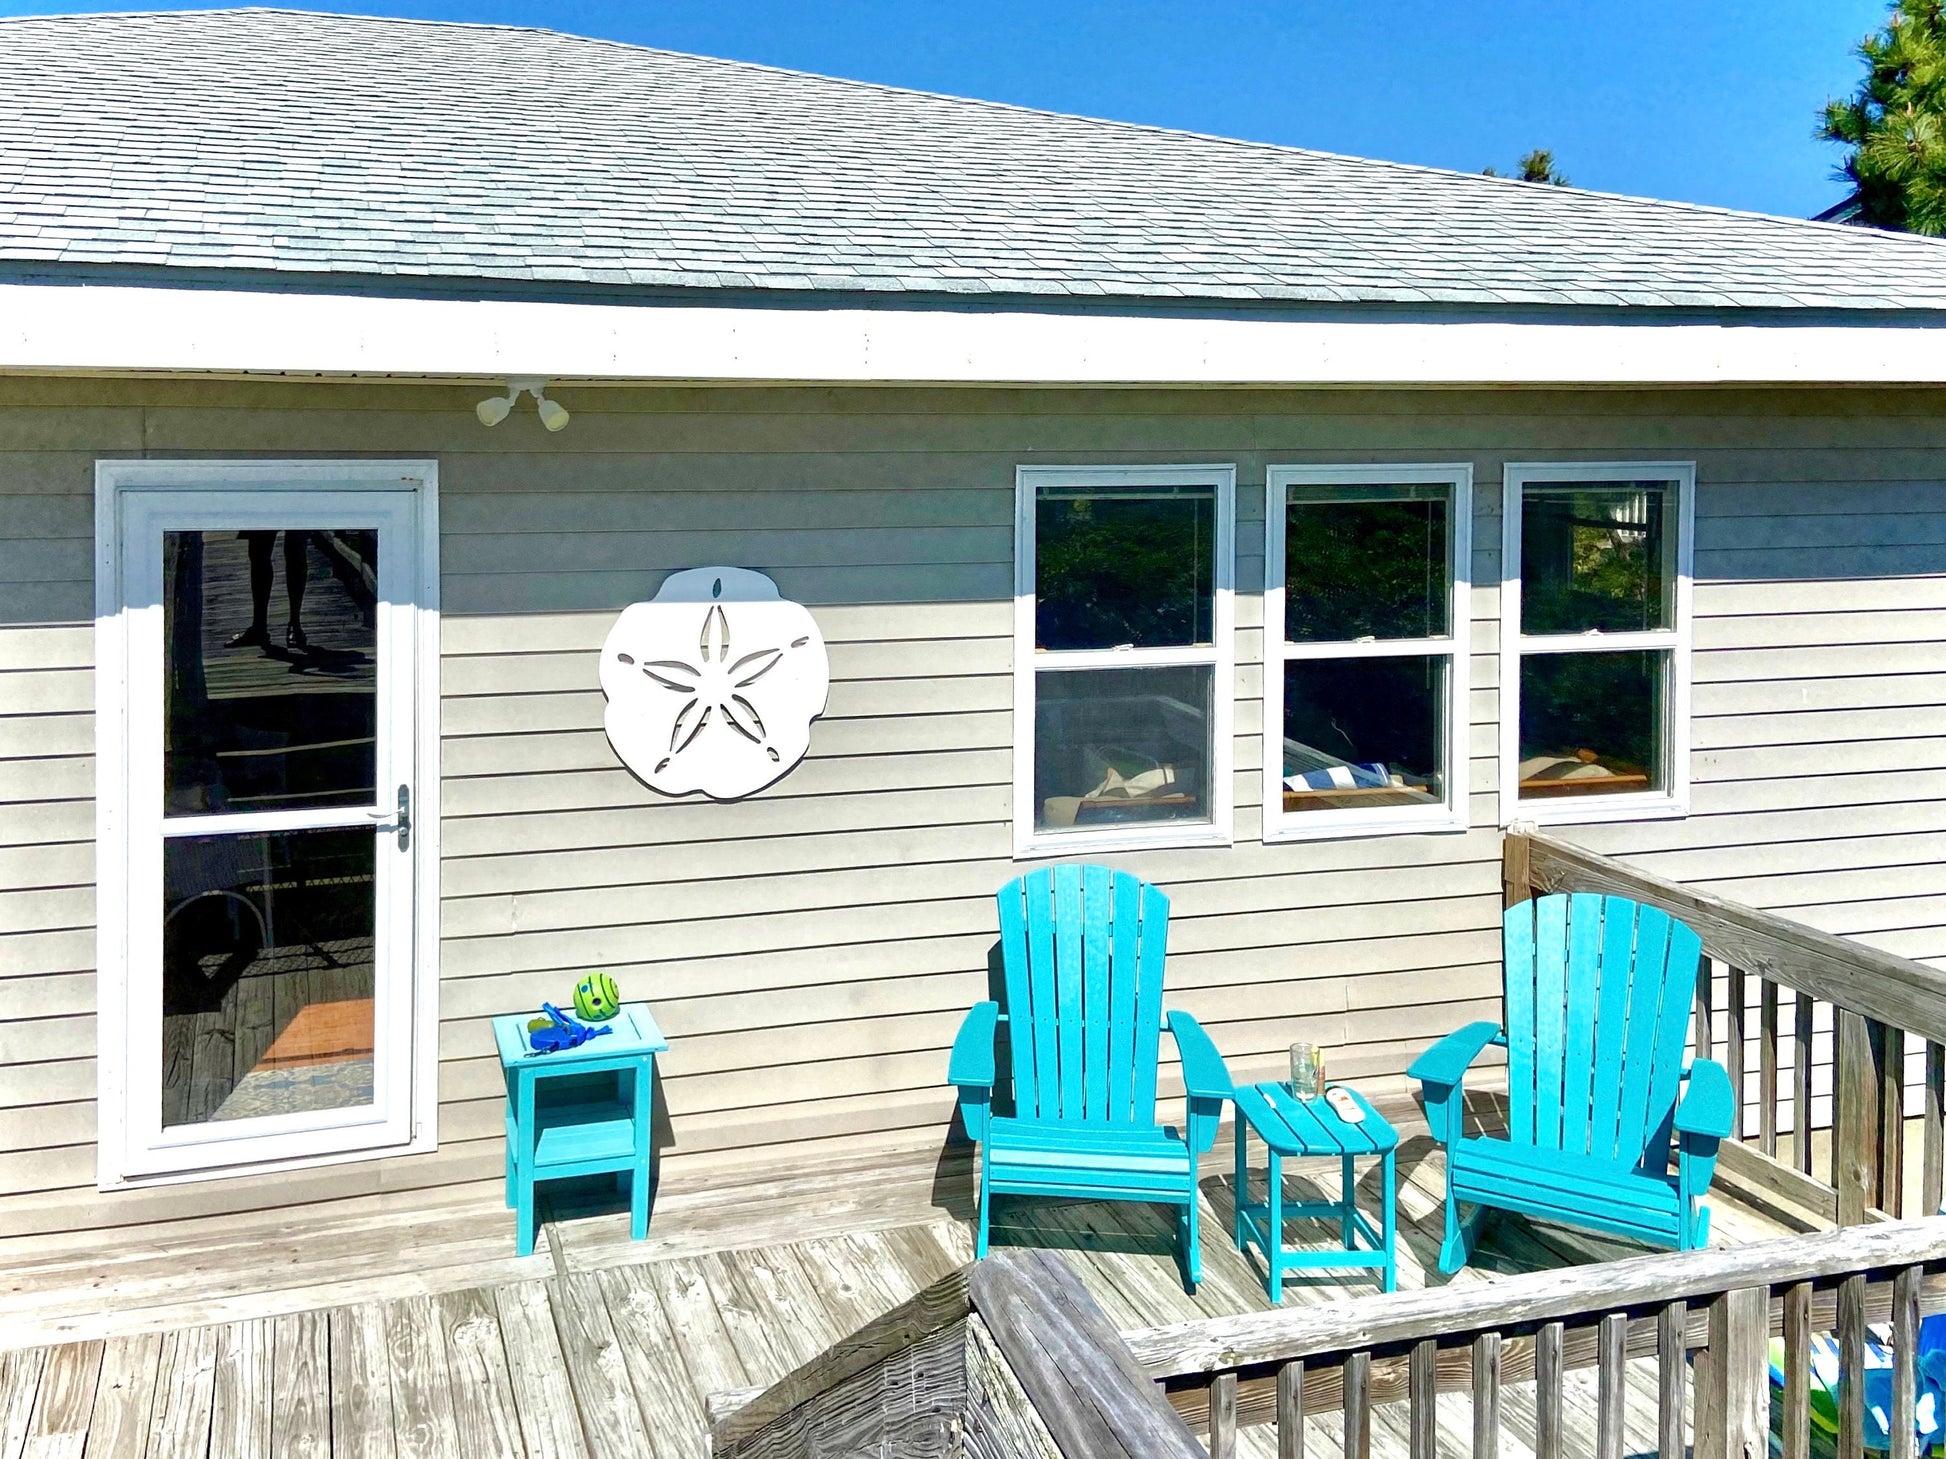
[1233,1081,1398,1300]
[492,1002,668,1258]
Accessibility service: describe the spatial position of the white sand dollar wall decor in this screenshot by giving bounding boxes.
[600,567,830,800]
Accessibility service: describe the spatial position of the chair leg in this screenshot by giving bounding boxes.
[976,1154,991,1259]
[1381,1151,1398,1293]
[1232,1118,1249,1251]
[1438,1181,1472,1275]
[1182,1186,1202,1293]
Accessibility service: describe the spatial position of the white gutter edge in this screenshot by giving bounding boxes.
[4,278,1946,385]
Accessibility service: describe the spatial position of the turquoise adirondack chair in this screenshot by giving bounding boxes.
[1410,892,1736,1273]
[948,865,1235,1289]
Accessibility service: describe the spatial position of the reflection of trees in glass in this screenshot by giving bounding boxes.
[1521,489,1665,634]
[1036,492,1212,650]
[1287,498,1446,641]
[1521,651,1661,775]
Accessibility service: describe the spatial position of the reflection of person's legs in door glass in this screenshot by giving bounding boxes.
[227,530,310,650]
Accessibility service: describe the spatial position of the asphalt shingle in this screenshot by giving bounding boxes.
[5,7,1946,311]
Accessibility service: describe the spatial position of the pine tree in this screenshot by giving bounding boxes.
[1482,149,1570,186]
[1820,0,1946,233]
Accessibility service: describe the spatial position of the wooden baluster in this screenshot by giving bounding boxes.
[1837,1011,1881,1228]
[1726,967,1747,1142]
[1926,1042,1944,1217]
[1657,1301,1686,1459]
[1892,1266,1921,1459]
[1343,1352,1371,1459]
[1694,964,1716,1064]
[1535,1322,1564,1459]
[1879,1024,1906,1217]
[1276,1360,1303,1459]
[1697,1287,1767,1459]
[1782,1282,1812,1459]
[1597,1313,1627,1459]
[1472,1332,1501,1459]
[1839,1273,1868,1459]
[1760,980,1780,1157]
[1408,1339,1436,1459]
[1795,993,1816,1176]
[1209,1371,1236,1459]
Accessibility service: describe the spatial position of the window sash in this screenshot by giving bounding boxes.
[1263,464,1472,842]
[1013,464,1235,857]
[1499,462,1694,826]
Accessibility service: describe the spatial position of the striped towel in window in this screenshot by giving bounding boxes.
[1284,762,1390,793]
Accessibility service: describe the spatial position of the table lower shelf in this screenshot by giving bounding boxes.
[508,1099,645,1175]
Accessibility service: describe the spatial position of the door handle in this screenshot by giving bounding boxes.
[367,784,411,851]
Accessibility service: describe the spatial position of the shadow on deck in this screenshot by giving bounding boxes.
[0,1094,1801,1459]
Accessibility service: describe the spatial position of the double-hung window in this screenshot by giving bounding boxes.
[1014,465,1235,856]
[1500,462,1694,824]
[1263,465,1472,841]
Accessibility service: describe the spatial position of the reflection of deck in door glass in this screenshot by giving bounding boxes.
[160,530,379,1126]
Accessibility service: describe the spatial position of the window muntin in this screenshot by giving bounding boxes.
[1264,467,1472,842]
[1502,464,1693,824]
[1014,466,1234,855]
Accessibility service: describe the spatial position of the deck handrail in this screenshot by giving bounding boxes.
[1130,1218,1946,1459]
[1509,827,1946,1228]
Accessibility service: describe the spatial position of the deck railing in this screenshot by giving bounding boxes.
[1507,828,1946,1229]
[1129,1218,1946,1459]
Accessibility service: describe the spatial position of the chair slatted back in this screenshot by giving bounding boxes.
[994,864,1171,1125]
[1504,893,1705,1169]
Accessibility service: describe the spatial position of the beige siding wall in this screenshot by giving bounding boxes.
[0,377,1942,1236]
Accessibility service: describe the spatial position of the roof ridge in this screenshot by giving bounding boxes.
[3,4,1924,245]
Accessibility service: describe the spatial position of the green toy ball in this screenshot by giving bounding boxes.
[574,971,620,1023]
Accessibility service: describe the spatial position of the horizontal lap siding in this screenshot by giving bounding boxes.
[0,378,1943,1237]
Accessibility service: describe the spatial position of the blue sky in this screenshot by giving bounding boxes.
[0,0,1891,219]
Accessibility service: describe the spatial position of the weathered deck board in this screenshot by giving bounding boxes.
[75,1335,155,1459]
[546,1274,657,1459]
[326,1303,397,1459]
[433,1289,525,1459]
[269,1311,331,1459]
[207,1321,271,1459]
[488,1283,588,1459]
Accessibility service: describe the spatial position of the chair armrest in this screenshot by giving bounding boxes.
[1674,1058,1735,1140]
[948,1001,999,1089]
[1165,1010,1234,1104]
[1407,1021,1502,1090]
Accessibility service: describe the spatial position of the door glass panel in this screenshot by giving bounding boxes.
[164,529,379,816]
[161,826,376,1127]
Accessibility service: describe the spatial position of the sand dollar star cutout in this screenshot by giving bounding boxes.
[600,567,830,800]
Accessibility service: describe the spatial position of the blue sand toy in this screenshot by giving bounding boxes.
[526,1002,612,1055]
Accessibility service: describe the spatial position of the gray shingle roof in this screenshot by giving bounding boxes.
[6,7,1946,310]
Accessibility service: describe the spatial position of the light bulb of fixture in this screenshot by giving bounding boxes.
[536,395,570,432]
[475,393,513,427]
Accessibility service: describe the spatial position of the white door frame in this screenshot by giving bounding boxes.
[94,459,441,1189]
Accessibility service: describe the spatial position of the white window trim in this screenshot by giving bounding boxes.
[94,458,442,1190]
[1013,464,1236,858]
[1262,464,1473,844]
[1498,461,1695,827]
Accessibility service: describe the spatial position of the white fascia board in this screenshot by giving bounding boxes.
[6,278,1946,384]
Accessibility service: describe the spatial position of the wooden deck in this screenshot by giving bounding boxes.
[0,1100,1799,1459]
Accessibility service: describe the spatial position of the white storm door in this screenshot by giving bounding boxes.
[113,487,421,1177]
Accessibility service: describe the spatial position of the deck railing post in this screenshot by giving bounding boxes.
[1837,1010,1882,1227]
[1696,1285,1769,1459]
[1502,825,1533,909]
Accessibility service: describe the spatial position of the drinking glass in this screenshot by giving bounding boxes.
[1289,1041,1325,1100]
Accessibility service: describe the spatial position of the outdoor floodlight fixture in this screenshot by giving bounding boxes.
[476,378,570,431]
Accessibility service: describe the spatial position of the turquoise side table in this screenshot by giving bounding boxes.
[492,1002,668,1258]
[1233,1081,1397,1300]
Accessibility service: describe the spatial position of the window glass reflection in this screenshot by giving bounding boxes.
[1281,657,1446,812]
[1286,487,1449,642]
[162,826,375,1127]
[1035,485,1215,650]
[1034,664,1213,831]
[164,530,378,816]
[1518,650,1667,799]
[1520,483,1674,635]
